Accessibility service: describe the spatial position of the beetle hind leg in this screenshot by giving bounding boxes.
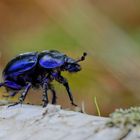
[51,89,57,105]
[42,83,49,107]
[8,83,31,108]
[8,102,20,107]
[10,91,18,97]
[3,91,18,98]
[49,84,57,104]
[0,83,4,87]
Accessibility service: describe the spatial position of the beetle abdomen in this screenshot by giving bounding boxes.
[3,52,38,77]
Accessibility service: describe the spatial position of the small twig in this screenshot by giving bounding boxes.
[94,96,101,117]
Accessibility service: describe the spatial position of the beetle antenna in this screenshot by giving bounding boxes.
[76,52,87,63]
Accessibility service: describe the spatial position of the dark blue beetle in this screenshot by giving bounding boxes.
[0,50,87,107]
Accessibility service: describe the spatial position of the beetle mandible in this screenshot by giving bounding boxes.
[0,50,87,107]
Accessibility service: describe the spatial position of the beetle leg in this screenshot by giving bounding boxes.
[3,91,17,98]
[42,83,49,107]
[10,91,18,97]
[0,83,4,87]
[8,102,21,107]
[48,84,57,104]
[56,76,77,106]
[8,83,31,107]
[4,80,22,90]
[19,83,32,103]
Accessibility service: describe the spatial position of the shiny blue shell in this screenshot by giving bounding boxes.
[3,50,69,79]
[3,52,38,76]
[39,50,66,68]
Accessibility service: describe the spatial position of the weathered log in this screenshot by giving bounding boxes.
[0,104,139,140]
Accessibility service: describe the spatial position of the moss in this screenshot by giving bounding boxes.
[107,107,140,128]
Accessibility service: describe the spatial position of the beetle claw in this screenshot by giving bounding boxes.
[42,101,49,108]
[42,103,48,108]
[8,102,20,108]
[8,99,23,108]
[71,102,78,106]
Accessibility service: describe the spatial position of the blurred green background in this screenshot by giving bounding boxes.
[0,0,140,116]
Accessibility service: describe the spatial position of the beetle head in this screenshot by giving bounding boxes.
[64,62,81,73]
[64,52,87,73]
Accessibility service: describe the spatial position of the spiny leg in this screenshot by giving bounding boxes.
[19,83,32,103]
[8,83,31,107]
[56,75,77,106]
[3,91,18,98]
[42,83,49,107]
[48,84,57,104]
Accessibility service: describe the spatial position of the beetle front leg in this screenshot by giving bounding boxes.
[56,76,77,106]
[42,83,49,107]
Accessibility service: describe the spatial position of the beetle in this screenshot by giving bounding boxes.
[0,50,87,107]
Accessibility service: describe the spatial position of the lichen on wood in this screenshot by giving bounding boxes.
[107,107,140,129]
